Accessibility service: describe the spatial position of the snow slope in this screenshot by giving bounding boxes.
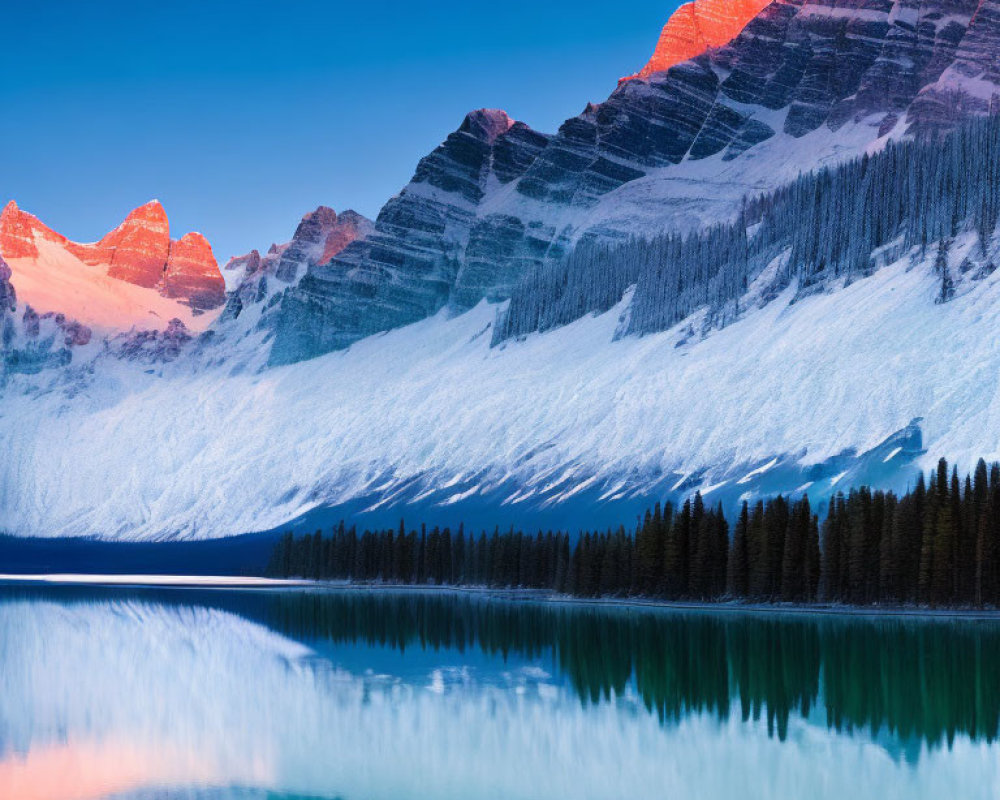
[1,237,997,540]
[7,238,218,333]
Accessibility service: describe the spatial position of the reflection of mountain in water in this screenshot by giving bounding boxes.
[2,587,1000,799]
[7,587,1000,750]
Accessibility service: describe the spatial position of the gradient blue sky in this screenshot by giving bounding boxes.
[2,1,678,263]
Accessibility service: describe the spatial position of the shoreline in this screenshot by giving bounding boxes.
[3,573,1000,621]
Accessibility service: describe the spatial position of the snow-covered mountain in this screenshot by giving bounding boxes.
[268,0,1000,364]
[0,200,225,325]
[0,200,226,376]
[5,0,1000,540]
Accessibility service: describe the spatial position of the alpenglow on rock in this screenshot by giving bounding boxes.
[0,200,227,327]
[620,0,772,82]
[266,0,1000,366]
[220,206,374,328]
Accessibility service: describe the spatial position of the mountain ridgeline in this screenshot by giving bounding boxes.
[11,0,1000,542]
[265,0,1000,365]
[496,111,1000,343]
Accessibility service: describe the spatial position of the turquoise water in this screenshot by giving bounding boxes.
[1,586,999,799]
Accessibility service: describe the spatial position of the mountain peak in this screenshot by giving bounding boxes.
[130,198,165,214]
[461,109,515,143]
[302,205,339,227]
[0,200,226,328]
[119,199,168,226]
[97,200,171,288]
[163,232,225,311]
[0,201,44,259]
[621,0,772,83]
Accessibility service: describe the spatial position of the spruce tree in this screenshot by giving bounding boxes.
[728,502,750,598]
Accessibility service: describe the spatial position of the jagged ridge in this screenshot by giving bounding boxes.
[268,0,1000,366]
[0,200,226,318]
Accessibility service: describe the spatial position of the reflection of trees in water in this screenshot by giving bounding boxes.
[4,587,1000,749]
[263,592,1000,748]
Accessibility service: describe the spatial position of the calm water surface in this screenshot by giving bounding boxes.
[2,586,1000,799]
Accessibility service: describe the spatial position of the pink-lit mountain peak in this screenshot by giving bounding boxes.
[622,0,773,82]
[0,200,226,328]
[460,109,515,144]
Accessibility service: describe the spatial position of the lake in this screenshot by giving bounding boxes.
[1,585,999,799]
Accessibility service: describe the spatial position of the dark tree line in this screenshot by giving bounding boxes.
[270,458,1000,607]
[495,110,1000,344]
[268,497,732,600]
[268,495,770,602]
[822,458,1000,606]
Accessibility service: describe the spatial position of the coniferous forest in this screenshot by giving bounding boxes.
[494,112,1000,344]
[268,458,1000,607]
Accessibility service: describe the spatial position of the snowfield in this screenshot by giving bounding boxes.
[6,238,218,334]
[3,240,999,541]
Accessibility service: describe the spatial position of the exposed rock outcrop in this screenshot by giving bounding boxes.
[0,200,226,325]
[108,318,193,363]
[220,207,373,326]
[162,232,226,311]
[271,206,373,284]
[621,0,772,82]
[268,110,547,364]
[267,0,1000,366]
[0,256,16,314]
[95,201,171,288]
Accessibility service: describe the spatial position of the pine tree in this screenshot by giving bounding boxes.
[727,502,750,598]
[932,460,955,605]
[805,505,821,602]
[821,500,841,602]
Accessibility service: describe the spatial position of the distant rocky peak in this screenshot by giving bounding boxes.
[218,206,374,325]
[459,109,515,143]
[224,249,262,273]
[301,205,339,229]
[622,0,772,83]
[273,205,374,283]
[0,200,227,322]
[163,232,224,311]
[116,199,169,231]
[97,200,171,288]
[0,200,63,259]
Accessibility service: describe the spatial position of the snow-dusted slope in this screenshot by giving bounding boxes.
[0,200,226,332]
[1,236,996,540]
[269,0,1000,364]
[6,238,217,334]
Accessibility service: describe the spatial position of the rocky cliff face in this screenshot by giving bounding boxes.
[621,0,772,82]
[268,109,550,364]
[220,206,373,329]
[0,200,226,320]
[267,0,1000,366]
[0,256,16,315]
[95,201,172,288]
[162,232,226,311]
[271,206,373,284]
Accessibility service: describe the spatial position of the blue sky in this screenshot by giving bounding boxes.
[1,1,677,262]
